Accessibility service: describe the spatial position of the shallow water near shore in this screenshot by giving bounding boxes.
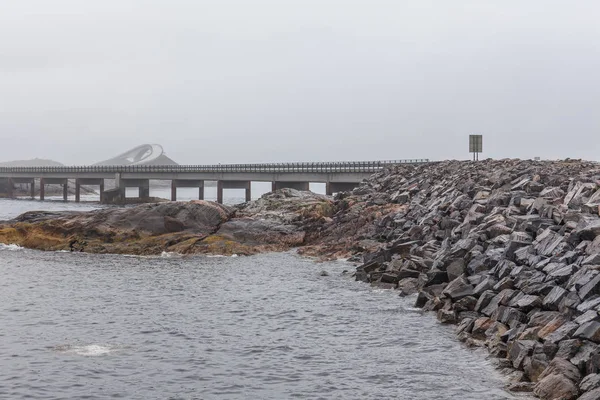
[0,199,532,399]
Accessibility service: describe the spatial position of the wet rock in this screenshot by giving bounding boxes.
[542,286,568,311]
[524,353,550,383]
[579,274,600,301]
[475,290,497,313]
[578,387,600,400]
[544,321,580,344]
[577,297,600,313]
[493,277,515,291]
[534,358,581,400]
[425,269,448,286]
[560,291,582,312]
[397,269,421,280]
[555,339,582,359]
[445,259,465,282]
[580,373,600,392]
[574,321,600,343]
[437,309,457,324]
[455,317,475,335]
[415,291,432,308]
[471,317,495,340]
[538,315,571,339]
[473,276,497,296]
[398,278,420,296]
[506,381,535,393]
[442,276,474,301]
[546,264,578,284]
[571,341,600,371]
[514,295,542,312]
[575,310,599,325]
[453,296,477,312]
[508,340,536,369]
[380,272,400,284]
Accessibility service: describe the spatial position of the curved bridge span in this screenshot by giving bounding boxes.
[0,159,429,204]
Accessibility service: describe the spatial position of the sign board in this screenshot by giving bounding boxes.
[469,135,483,153]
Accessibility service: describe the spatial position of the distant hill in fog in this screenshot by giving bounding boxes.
[0,158,64,167]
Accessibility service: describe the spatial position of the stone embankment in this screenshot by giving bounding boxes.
[334,159,600,400]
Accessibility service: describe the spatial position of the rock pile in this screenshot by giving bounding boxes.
[338,159,600,399]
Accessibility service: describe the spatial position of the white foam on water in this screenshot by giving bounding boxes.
[55,344,115,356]
[0,243,24,251]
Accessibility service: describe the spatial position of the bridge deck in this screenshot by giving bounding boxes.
[0,159,428,175]
[0,159,429,203]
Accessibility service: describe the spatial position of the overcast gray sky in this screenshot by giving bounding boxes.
[0,0,599,165]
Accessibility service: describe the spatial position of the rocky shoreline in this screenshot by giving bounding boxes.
[3,158,600,399]
[0,189,334,255]
[342,159,600,400]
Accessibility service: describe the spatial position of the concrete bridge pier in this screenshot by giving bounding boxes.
[40,178,68,201]
[122,179,151,200]
[75,179,105,203]
[171,179,204,201]
[272,181,310,192]
[217,180,251,204]
[102,174,150,204]
[6,178,14,198]
[11,178,35,199]
[326,182,360,196]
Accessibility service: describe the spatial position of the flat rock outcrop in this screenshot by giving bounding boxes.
[0,189,333,255]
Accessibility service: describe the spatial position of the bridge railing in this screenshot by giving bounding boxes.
[0,159,429,174]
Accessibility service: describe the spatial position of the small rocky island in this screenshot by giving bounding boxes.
[3,158,600,399]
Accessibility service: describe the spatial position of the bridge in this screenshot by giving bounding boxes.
[0,159,428,204]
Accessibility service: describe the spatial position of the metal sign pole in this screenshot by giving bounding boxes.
[469,135,483,161]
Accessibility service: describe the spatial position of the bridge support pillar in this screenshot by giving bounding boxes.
[11,178,35,199]
[109,178,150,204]
[139,185,150,199]
[171,180,204,201]
[217,181,223,204]
[272,181,310,192]
[99,180,105,203]
[217,180,250,204]
[40,178,68,201]
[76,178,104,203]
[75,179,81,202]
[7,178,14,198]
[327,182,359,195]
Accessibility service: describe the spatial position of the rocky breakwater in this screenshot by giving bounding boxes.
[0,189,333,255]
[327,159,600,399]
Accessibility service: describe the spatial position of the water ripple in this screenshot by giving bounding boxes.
[0,249,532,400]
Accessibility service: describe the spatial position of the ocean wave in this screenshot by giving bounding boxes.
[160,251,181,258]
[206,254,239,258]
[53,344,116,357]
[0,243,24,251]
